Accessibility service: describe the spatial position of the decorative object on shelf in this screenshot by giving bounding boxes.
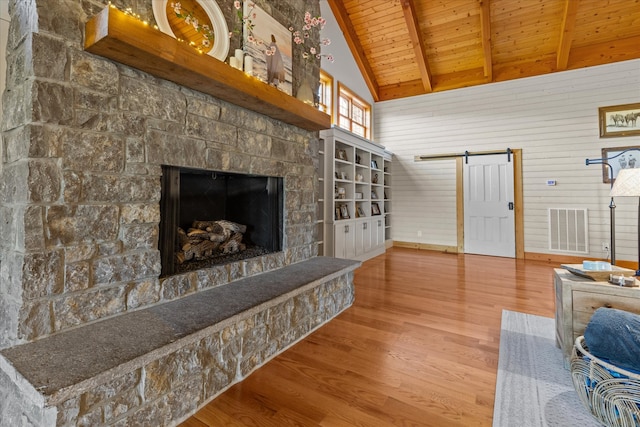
[339,172,348,180]
[372,173,378,184]
[371,160,379,169]
[610,167,640,276]
[232,0,255,39]
[336,148,348,161]
[371,203,381,216]
[561,263,635,282]
[153,0,230,60]
[600,146,640,183]
[244,55,253,75]
[171,2,215,48]
[609,274,637,286]
[355,192,363,199]
[371,190,378,199]
[290,11,333,63]
[356,206,366,217]
[340,205,350,219]
[355,174,363,182]
[296,77,315,105]
[356,154,361,164]
[242,3,292,94]
[599,103,640,138]
[337,187,346,199]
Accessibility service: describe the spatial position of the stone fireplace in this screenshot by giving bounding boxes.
[159,166,284,276]
[0,0,358,425]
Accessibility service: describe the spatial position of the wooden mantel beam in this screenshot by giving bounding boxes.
[557,0,579,70]
[401,0,433,93]
[326,0,380,101]
[479,0,493,80]
[84,6,330,132]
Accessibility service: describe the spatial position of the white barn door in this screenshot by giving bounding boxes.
[463,153,515,258]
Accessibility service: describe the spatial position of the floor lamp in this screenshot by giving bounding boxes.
[610,168,640,276]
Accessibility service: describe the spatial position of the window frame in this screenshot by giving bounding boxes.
[337,82,371,139]
[318,69,334,122]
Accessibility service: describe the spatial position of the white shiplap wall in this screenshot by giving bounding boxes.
[376,60,640,262]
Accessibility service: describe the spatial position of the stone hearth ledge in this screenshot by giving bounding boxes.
[0,257,359,424]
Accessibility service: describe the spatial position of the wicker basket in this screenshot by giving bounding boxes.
[570,335,640,427]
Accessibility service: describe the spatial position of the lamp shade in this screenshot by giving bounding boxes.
[610,168,640,197]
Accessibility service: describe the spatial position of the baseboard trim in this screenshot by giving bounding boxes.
[392,241,458,253]
[525,251,636,269]
[390,244,636,269]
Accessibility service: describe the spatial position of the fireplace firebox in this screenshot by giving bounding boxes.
[159,166,284,276]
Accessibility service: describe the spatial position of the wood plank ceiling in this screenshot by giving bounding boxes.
[326,0,640,102]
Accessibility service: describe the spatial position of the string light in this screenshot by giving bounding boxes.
[104,2,263,78]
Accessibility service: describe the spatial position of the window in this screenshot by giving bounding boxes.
[318,70,333,118]
[338,83,371,139]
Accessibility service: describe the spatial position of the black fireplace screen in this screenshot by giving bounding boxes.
[159,166,284,277]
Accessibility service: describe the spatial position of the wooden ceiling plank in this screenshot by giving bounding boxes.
[479,0,493,79]
[401,0,433,93]
[556,0,579,70]
[568,35,640,69]
[326,0,380,101]
[339,0,640,102]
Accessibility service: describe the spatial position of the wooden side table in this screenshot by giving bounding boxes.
[554,268,640,366]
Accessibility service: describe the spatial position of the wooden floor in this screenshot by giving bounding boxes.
[180,248,558,426]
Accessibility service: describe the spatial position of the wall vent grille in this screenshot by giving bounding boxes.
[548,208,588,254]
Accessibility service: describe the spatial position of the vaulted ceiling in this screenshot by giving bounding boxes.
[326,0,640,102]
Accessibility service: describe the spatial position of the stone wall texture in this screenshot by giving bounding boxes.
[0,0,323,348]
[0,271,355,426]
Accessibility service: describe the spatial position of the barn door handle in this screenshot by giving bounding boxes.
[508,202,514,210]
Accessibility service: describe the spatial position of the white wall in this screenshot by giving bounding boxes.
[375,60,640,261]
[319,0,375,134]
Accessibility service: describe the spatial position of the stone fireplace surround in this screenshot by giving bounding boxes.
[0,0,358,425]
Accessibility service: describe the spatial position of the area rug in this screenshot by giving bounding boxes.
[492,310,600,427]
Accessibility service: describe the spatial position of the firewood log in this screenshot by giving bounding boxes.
[187,228,208,237]
[177,228,192,251]
[216,220,247,234]
[220,232,245,254]
[192,220,224,234]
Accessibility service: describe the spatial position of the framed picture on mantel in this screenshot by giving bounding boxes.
[243,3,293,95]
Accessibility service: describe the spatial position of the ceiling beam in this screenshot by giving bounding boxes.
[557,0,579,70]
[479,0,493,80]
[326,0,380,101]
[401,0,432,93]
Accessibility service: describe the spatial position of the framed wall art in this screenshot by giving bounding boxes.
[601,145,640,183]
[243,3,293,94]
[599,103,640,138]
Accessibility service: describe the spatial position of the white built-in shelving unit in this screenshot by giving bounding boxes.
[319,127,392,261]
